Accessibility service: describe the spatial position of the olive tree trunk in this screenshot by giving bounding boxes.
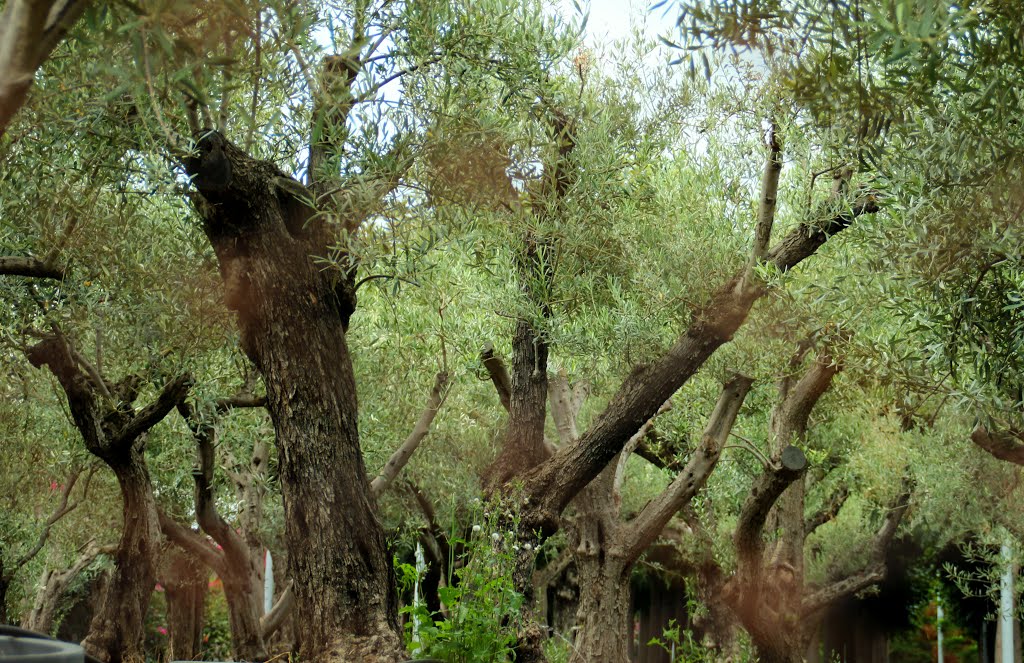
[26,334,189,662]
[184,131,401,661]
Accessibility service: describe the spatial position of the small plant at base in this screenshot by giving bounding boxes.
[399,501,525,662]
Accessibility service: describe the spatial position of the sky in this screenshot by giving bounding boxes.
[556,0,678,48]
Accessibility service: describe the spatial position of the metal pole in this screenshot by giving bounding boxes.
[936,589,944,663]
[412,542,425,646]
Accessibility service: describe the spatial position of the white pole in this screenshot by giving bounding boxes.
[264,550,274,615]
[1002,541,1015,663]
[412,542,425,646]
[936,589,944,663]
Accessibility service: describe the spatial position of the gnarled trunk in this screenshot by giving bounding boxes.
[81,459,161,663]
[222,569,266,660]
[185,131,401,661]
[569,550,632,663]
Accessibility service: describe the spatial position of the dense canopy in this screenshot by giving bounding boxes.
[1,1,1023,662]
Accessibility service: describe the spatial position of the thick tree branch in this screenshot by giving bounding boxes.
[971,424,1024,465]
[176,399,250,564]
[114,374,193,448]
[623,376,753,564]
[370,371,449,497]
[772,348,842,448]
[0,0,89,138]
[520,192,874,531]
[481,342,512,412]
[214,391,267,413]
[0,256,65,279]
[157,509,226,576]
[804,484,849,536]
[734,446,808,576]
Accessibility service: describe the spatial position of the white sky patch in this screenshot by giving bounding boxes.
[557,0,678,49]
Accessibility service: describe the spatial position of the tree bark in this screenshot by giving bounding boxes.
[81,460,162,663]
[569,545,632,663]
[159,545,207,662]
[972,424,1024,465]
[184,131,401,661]
[565,376,750,663]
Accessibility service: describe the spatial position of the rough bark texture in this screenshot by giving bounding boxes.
[971,424,1024,465]
[723,348,910,663]
[26,334,189,662]
[82,460,162,662]
[185,131,401,661]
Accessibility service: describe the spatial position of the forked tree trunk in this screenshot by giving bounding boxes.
[26,335,190,663]
[185,131,401,661]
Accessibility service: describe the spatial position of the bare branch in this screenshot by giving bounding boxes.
[0,256,65,280]
[623,376,753,564]
[749,120,782,268]
[481,342,512,412]
[370,371,450,497]
[971,424,1024,465]
[260,581,295,638]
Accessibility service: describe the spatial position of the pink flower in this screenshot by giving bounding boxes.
[154,583,164,592]
[157,627,168,636]
[49,481,58,492]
